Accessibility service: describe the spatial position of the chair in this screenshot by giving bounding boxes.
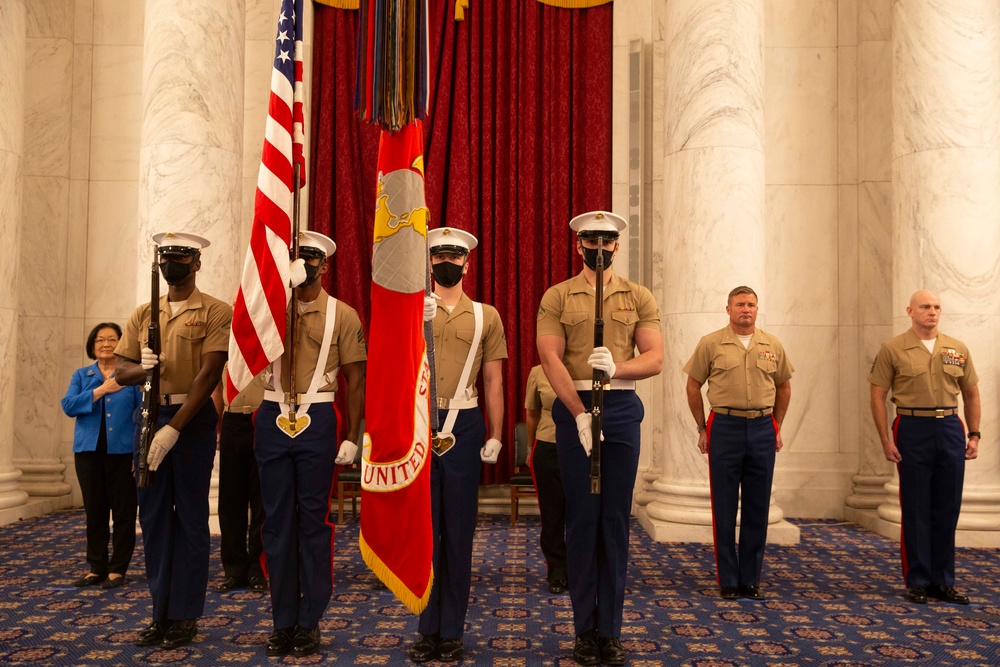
[509,421,537,525]
[335,422,364,524]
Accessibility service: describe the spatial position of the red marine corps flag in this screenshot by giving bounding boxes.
[359,124,433,613]
[356,0,433,614]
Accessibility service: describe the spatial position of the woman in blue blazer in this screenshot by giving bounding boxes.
[61,323,142,589]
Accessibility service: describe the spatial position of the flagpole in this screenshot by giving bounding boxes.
[425,249,439,432]
[287,161,302,429]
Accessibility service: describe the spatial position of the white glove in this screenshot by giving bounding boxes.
[147,425,180,471]
[588,346,616,379]
[423,295,439,322]
[480,438,502,463]
[575,412,604,457]
[335,440,358,465]
[140,347,160,371]
[288,258,307,288]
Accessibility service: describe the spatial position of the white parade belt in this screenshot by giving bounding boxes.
[267,298,338,438]
[433,301,483,456]
[573,379,636,391]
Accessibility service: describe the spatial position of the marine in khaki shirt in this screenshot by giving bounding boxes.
[524,364,557,444]
[682,326,794,412]
[113,232,230,648]
[116,287,232,396]
[683,286,792,602]
[535,211,663,664]
[536,272,660,382]
[431,291,507,401]
[867,290,981,606]
[266,291,368,397]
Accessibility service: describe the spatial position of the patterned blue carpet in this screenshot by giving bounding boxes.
[0,510,999,666]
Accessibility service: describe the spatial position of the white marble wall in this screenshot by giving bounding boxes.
[878,0,1000,545]
[0,0,30,517]
[13,0,75,499]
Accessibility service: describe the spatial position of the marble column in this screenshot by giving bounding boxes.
[138,0,244,302]
[877,0,1000,547]
[845,0,895,520]
[634,0,798,545]
[0,0,30,519]
[139,0,245,522]
[12,0,75,500]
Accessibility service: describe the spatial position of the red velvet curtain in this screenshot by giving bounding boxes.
[310,0,612,482]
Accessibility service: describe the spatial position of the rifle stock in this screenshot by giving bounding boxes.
[589,237,606,495]
[136,251,160,488]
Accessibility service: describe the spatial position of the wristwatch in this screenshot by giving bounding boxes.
[968,431,981,439]
[697,424,707,433]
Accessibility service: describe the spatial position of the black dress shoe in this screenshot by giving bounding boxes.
[437,637,464,662]
[409,634,440,663]
[102,575,126,590]
[548,579,569,594]
[160,619,197,649]
[214,576,247,593]
[906,586,928,604]
[597,636,626,666]
[290,626,321,657]
[720,586,740,600]
[73,573,106,587]
[265,627,295,656]
[135,621,168,647]
[928,585,970,605]
[573,630,600,666]
[741,585,765,601]
[248,575,268,592]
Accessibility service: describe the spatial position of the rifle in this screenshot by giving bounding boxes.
[590,235,606,495]
[137,247,161,488]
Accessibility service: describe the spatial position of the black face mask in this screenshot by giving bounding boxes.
[302,262,322,287]
[582,247,614,271]
[432,261,465,288]
[159,260,194,285]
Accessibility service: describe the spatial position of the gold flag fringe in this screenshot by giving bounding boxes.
[537,0,612,7]
[359,529,434,615]
[314,0,360,8]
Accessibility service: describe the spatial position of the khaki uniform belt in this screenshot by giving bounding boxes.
[896,407,958,418]
[224,405,257,414]
[713,406,773,419]
[160,393,186,406]
[572,379,637,391]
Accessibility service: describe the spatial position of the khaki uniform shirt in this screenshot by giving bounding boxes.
[524,364,557,442]
[536,272,660,380]
[116,288,232,394]
[868,329,978,407]
[223,366,264,411]
[683,326,794,410]
[266,290,367,394]
[432,292,507,400]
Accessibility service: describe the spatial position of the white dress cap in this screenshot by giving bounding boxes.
[152,231,211,251]
[427,227,479,254]
[568,210,627,235]
[298,230,337,258]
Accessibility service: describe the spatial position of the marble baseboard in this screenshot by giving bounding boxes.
[635,507,801,545]
[845,506,1000,548]
[0,493,73,527]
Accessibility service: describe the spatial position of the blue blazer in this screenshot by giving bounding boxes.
[61,364,142,455]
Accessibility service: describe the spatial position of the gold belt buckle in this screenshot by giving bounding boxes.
[936,409,945,418]
[432,432,456,455]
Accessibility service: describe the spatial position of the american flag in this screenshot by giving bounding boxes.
[226,0,306,401]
